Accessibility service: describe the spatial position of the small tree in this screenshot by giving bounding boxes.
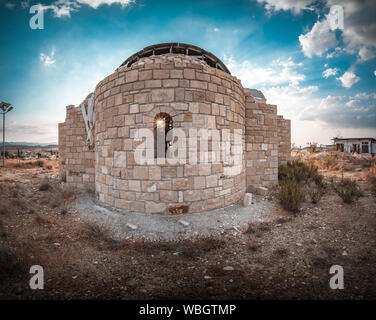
[307,142,318,153]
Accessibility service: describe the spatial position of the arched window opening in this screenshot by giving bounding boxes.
[154,113,173,159]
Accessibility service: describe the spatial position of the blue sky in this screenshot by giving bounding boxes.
[0,0,375,145]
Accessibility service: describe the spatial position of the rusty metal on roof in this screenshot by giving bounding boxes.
[119,43,231,74]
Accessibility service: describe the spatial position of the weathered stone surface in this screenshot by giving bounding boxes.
[178,219,190,226]
[256,186,268,196]
[168,204,189,214]
[59,51,290,215]
[243,193,253,206]
[146,202,166,214]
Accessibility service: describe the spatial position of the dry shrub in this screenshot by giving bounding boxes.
[276,217,291,224]
[278,160,325,212]
[62,186,75,199]
[334,176,362,203]
[248,241,262,252]
[35,159,45,167]
[176,236,225,259]
[274,248,288,257]
[206,264,228,277]
[33,214,57,226]
[308,185,324,204]
[323,156,338,170]
[7,159,48,169]
[277,178,304,213]
[370,177,376,196]
[0,220,6,238]
[39,180,51,191]
[245,221,271,235]
[13,236,68,273]
[0,203,10,215]
[80,222,111,243]
[38,231,63,243]
[0,245,20,278]
[278,160,321,183]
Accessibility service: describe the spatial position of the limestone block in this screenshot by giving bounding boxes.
[146,202,166,214]
[243,193,253,206]
[256,186,268,196]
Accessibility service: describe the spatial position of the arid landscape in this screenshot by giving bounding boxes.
[0,151,375,300]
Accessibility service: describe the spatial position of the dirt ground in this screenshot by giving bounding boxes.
[0,157,375,300]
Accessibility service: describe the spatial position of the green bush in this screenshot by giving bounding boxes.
[334,177,362,203]
[278,160,325,211]
[277,178,304,213]
[278,160,321,183]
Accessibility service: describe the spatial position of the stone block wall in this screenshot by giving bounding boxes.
[277,115,291,166]
[58,122,66,181]
[244,90,279,192]
[93,54,246,213]
[58,51,291,214]
[58,102,95,190]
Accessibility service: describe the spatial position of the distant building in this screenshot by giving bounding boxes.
[333,138,376,155]
[318,144,336,152]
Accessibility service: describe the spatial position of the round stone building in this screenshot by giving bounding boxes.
[58,43,291,214]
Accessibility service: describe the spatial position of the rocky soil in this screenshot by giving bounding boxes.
[0,160,375,299]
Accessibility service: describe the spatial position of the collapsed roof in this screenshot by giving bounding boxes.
[119,42,231,74]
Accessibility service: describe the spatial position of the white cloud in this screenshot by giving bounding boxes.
[358,47,376,62]
[256,0,314,14]
[322,67,338,78]
[24,0,134,18]
[38,1,79,18]
[4,2,16,9]
[213,28,220,32]
[224,56,306,88]
[261,83,318,118]
[76,0,133,9]
[0,121,59,143]
[326,47,344,59]
[301,92,376,128]
[337,71,360,88]
[40,48,56,66]
[299,18,338,58]
[326,0,376,50]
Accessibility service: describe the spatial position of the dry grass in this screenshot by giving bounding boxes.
[33,214,58,226]
[245,221,271,235]
[323,156,338,170]
[277,178,305,213]
[277,160,325,212]
[308,185,325,204]
[334,176,362,203]
[5,158,57,170]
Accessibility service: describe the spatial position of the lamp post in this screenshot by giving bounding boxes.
[0,102,14,168]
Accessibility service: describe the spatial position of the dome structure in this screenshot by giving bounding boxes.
[58,43,291,214]
[118,42,231,74]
